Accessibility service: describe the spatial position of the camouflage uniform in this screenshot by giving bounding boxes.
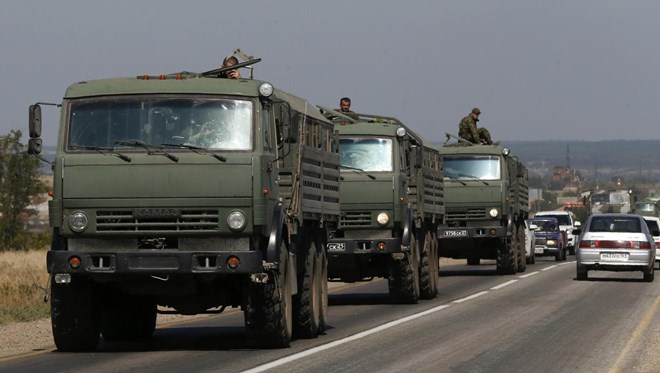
[458,111,492,145]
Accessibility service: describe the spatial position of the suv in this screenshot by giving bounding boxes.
[534,210,580,255]
[529,217,566,261]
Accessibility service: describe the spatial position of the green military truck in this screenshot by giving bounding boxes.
[27,60,339,351]
[320,109,444,302]
[437,134,529,274]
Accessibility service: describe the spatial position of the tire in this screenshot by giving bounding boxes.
[497,238,516,275]
[576,263,588,281]
[101,294,157,341]
[388,233,420,304]
[555,245,563,262]
[317,244,329,333]
[293,232,322,339]
[50,276,100,352]
[245,241,293,348]
[430,232,440,295]
[419,230,437,299]
[643,267,655,282]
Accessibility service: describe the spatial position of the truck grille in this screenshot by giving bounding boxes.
[535,238,547,245]
[339,211,371,228]
[96,209,219,232]
[446,209,486,221]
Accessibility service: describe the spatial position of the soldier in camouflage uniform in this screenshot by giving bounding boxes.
[458,107,492,145]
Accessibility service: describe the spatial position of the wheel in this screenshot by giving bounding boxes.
[430,232,440,295]
[245,240,293,348]
[419,230,437,299]
[497,237,516,275]
[576,263,588,281]
[101,293,157,341]
[643,267,655,282]
[531,246,536,264]
[293,230,322,339]
[50,276,100,352]
[388,233,420,304]
[555,245,563,262]
[317,242,329,333]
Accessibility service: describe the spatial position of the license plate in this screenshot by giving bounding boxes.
[327,243,346,252]
[535,248,544,254]
[444,229,468,237]
[600,253,629,261]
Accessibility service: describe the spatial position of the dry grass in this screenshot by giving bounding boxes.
[0,250,50,324]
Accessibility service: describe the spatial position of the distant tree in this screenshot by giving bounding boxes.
[0,130,48,250]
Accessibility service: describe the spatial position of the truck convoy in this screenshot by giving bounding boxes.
[437,134,530,274]
[322,109,444,302]
[27,59,340,351]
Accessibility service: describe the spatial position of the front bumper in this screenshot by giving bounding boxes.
[327,237,403,255]
[47,250,265,275]
[438,226,507,239]
[534,245,561,256]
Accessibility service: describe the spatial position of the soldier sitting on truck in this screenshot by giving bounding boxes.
[458,107,493,145]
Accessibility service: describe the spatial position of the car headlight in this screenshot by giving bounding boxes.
[488,208,499,218]
[227,211,247,231]
[377,212,390,226]
[547,239,557,246]
[68,211,88,233]
[259,82,274,98]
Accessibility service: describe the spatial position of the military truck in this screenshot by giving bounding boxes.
[588,189,633,215]
[320,109,444,302]
[27,59,340,351]
[437,134,529,274]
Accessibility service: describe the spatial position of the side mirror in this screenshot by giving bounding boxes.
[572,228,582,236]
[29,104,42,138]
[27,138,42,155]
[574,221,581,227]
[529,224,538,231]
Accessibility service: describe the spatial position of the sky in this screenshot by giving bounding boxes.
[2,0,659,145]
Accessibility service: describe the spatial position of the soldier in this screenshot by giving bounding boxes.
[458,107,492,145]
[337,97,359,120]
[219,56,242,79]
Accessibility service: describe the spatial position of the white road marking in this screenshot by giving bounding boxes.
[519,271,539,278]
[241,304,452,372]
[541,265,558,271]
[452,291,489,303]
[490,280,518,290]
[558,261,575,266]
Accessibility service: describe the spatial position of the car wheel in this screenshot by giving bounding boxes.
[576,263,588,281]
[643,268,654,282]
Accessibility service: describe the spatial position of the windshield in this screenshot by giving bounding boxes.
[609,192,630,205]
[537,214,571,225]
[67,97,253,150]
[339,138,393,172]
[532,219,558,232]
[443,155,501,181]
[590,194,608,204]
[635,203,656,212]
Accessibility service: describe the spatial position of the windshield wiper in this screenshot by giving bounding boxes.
[340,165,376,180]
[161,143,227,162]
[452,173,489,186]
[445,175,467,186]
[70,145,131,163]
[114,139,178,162]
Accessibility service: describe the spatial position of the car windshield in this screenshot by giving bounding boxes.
[635,203,656,212]
[339,138,393,172]
[443,155,501,181]
[533,220,557,232]
[589,216,642,233]
[537,214,571,225]
[67,96,253,150]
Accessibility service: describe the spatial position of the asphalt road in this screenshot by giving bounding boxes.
[1,256,658,373]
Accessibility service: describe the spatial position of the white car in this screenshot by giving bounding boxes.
[534,210,581,255]
[642,216,660,270]
[525,220,537,264]
[575,214,655,282]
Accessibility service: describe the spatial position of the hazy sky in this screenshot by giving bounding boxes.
[2,0,659,145]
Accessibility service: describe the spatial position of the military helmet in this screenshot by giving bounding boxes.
[471,107,481,115]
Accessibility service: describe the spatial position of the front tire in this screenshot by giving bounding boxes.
[497,238,516,275]
[388,234,420,304]
[245,241,293,348]
[51,276,100,352]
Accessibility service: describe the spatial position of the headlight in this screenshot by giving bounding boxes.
[377,212,390,226]
[547,239,557,246]
[396,127,407,138]
[488,208,499,218]
[502,148,510,156]
[68,211,88,233]
[259,82,274,98]
[227,211,247,231]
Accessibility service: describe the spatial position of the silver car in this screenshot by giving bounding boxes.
[575,214,655,282]
[642,216,660,270]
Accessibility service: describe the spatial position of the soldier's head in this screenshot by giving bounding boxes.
[340,97,351,112]
[471,107,481,120]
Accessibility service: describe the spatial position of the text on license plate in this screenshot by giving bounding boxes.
[444,230,468,237]
[600,253,629,261]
